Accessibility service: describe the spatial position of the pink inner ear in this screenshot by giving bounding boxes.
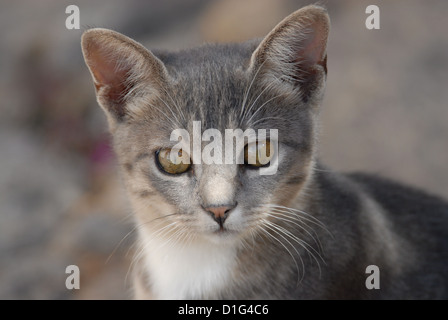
[297,21,327,66]
[89,46,130,100]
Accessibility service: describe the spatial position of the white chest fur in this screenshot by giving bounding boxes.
[141,233,237,299]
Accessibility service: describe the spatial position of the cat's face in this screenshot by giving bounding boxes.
[81,6,329,244]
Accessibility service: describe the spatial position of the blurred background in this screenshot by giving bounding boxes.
[0,0,447,299]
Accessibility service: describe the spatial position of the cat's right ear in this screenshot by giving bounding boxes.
[249,5,330,104]
[81,28,168,127]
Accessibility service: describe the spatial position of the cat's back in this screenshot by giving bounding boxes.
[309,168,448,298]
[348,172,448,242]
[349,172,448,298]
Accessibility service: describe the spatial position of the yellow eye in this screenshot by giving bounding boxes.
[244,140,273,167]
[156,148,191,174]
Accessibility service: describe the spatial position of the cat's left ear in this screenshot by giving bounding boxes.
[249,5,330,103]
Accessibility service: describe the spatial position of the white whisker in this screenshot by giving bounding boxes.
[260,220,304,285]
[264,211,323,253]
[250,116,294,127]
[239,60,267,121]
[245,94,283,125]
[162,87,188,124]
[108,213,177,265]
[126,219,179,284]
[241,78,279,123]
[154,95,183,127]
[268,219,323,277]
[266,204,332,236]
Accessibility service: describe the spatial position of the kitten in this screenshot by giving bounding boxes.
[81,5,448,299]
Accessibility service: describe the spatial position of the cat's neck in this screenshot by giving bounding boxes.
[138,231,238,299]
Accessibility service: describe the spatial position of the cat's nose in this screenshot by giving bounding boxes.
[204,203,237,228]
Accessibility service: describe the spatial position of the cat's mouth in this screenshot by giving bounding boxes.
[207,229,237,243]
[214,226,233,234]
[209,225,240,240]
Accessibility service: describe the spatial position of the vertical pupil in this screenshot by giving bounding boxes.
[263,141,270,157]
[178,149,182,158]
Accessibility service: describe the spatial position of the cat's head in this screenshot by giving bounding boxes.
[81,5,329,244]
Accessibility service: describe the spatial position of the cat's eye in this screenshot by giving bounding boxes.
[156,148,191,175]
[244,140,273,167]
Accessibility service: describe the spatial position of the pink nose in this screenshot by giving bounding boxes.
[204,205,236,228]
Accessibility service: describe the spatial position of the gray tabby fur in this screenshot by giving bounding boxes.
[81,5,448,299]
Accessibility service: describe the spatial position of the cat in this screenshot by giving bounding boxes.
[81,5,448,299]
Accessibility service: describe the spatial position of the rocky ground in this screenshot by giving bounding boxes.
[0,0,447,299]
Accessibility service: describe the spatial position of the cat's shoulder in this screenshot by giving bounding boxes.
[313,165,448,227]
[347,172,448,215]
[346,171,448,241]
